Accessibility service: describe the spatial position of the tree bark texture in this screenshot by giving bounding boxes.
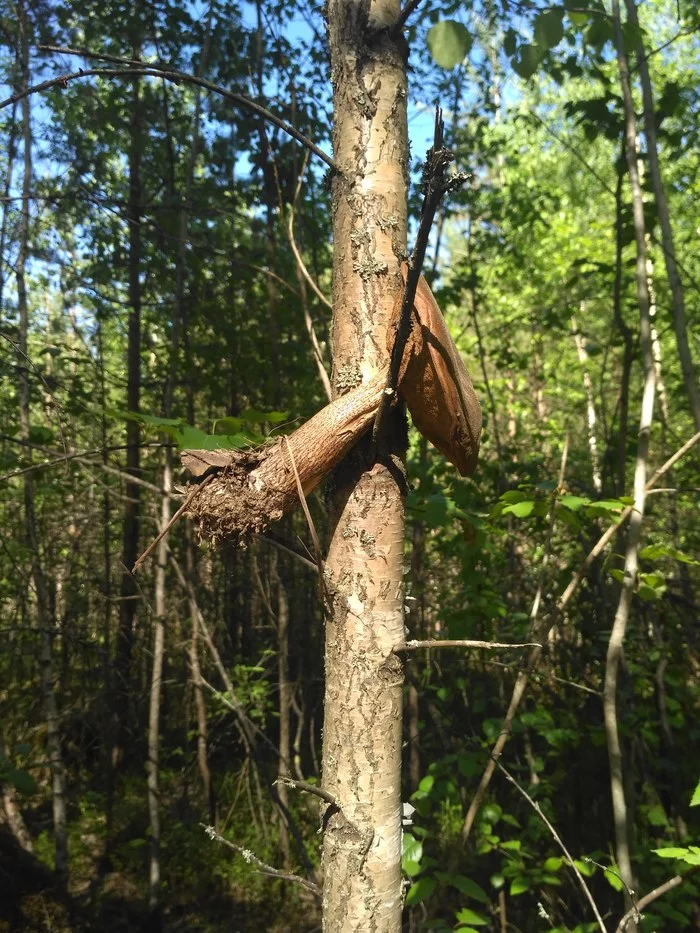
[17,2,69,887]
[114,74,143,764]
[625,0,700,432]
[606,4,657,927]
[322,3,408,931]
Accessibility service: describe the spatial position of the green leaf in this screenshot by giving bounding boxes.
[490,872,505,890]
[500,490,528,503]
[585,499,625,514]
[646,804,669,827]
[568,11,588,27]
[5,768,38,795]
[586,16,614,49]
[176,425,259,451]
[510,878,529,895]
[138,413,184,428]
[501,839,521,851]
[574,858,595,877]
[559,495,590,511]
[534,10,564,49]
[503,28,518,57]
[418,774,435,794]
[450,875,489,903]
[405,875,437,906]
[640,544,699,566]
[455,907,488,926]
[480,803,502,825]
[653,847,692,859]
[212,416,244,434]
[403,832,423,869]
[502,500,535,518]
[690,781,700,807]
[544,856,563,872]
[512,44,542,79]
[603,868,624,891]
[239,408,289,425]
[427,21,472,69]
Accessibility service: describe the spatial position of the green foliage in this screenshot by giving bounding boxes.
[427,21,472,70]
[2,1,699,931]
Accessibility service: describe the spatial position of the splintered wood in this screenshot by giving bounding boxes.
[181,371,387,546]
[389,263,481,477]
[181,273,482,545]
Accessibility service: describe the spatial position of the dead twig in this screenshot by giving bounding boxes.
[274,776,338,808]
[615,869,697,932]
[19,46,338,172]
[133,475,212,573]
[372,106,469,444]
[282,437,328,605]
[392,0,425,34]
[202,824,321,897]
[495,760,607,933]
[398,640,541,652]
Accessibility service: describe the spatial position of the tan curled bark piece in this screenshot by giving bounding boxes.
[390,262,482,476]
[181,369,387,545]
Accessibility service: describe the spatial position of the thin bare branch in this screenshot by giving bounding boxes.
[616,870,697,933]
[12,46,339,172]
[399,640,541,652]
[393,0,425,34]
[282,437,327,605]
[286,155,332,400]
[274,777,338,808]
[133,475,212,573]
[373,107,467,443]
[496,760,607,933]
[201,824,321,897]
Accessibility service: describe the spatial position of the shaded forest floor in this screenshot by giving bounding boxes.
[0,793,321,933]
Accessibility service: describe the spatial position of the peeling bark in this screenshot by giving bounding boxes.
[322,2,408,930]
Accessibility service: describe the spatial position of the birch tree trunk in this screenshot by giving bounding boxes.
[624,0,700,431]
[323,3,408,930]
[605,4,657,927]
[570,309,602,492]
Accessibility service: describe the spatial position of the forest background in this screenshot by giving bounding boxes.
[0,0,699,931]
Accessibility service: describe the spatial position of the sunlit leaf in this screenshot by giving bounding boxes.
[427,21,472,70]
[405,875,437,906]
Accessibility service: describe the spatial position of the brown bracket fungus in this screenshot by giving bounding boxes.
[181,270,481,545]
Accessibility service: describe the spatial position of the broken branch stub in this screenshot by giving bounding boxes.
[181,371,387,546]
[390,263,481,476]
[181,269,481,547]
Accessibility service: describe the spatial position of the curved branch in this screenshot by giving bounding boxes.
[5,46,339,172]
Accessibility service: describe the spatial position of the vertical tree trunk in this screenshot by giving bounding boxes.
[612,159,633,497]
[0,740,33,852]
[113,74,143,769]
[186,530,214,822]
[147,454,170,930]
[407,436,428,794]
[570,309,602,492]
[605,4,657,926]
[0,101,17,316]
[624,0,700,431]
[16,1,69,887]
[275,557,292,865]
[323,3,408,930]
